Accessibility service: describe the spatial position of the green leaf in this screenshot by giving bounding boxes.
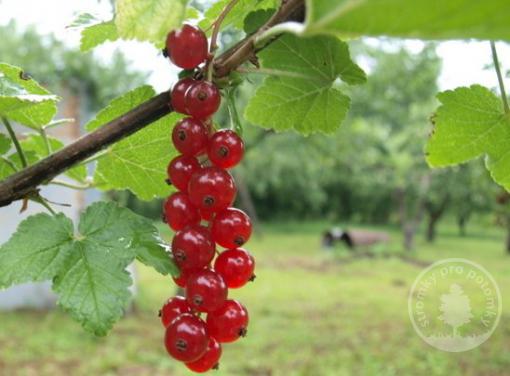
[115,0,188,48]
[87,86,180,200]
[0,213,74,288]
[0,133,11,155]
[0,201,174,335]
[0,63,59,128]
[81,21,119,52]
[426,85,510,190]
[200,0,277,34]
[67,13,102,28]
[244,9,273,35]
[303,0,510,40]
[245,34,365,134]
[20,134,87,182]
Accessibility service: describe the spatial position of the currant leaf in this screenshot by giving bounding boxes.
[303,0,510,40]
[0,213,74,288]
[0,63,59,129]
[86,86,181,200]
[0,151,38,180]
[115,0,188,48]
[0,133,11,155]
[81,21,119,52]
[244,34,365,134]
[426,85,510,190]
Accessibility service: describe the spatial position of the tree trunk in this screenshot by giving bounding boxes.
[506,226,510,254]
[458,215,468,237]
[426,215,437,243]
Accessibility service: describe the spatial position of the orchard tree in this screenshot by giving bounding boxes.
[0,0,510,372]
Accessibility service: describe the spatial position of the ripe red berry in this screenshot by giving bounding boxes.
[164,313,209,362]
[172,225,215,271]
[160,296,192,328]
[166,24,208,69]
[207,130,244,168]
[199,209,215,222]
[214,248,255,289]
[171,77,195,114]
[185,81,221,119]
[185,337,222,373]
[163,192,200,231]
[211,208,252,248]
[206,300,249,343]
[188,167,236,213]
[167,155,201,191]
[172,118,208,156]
[172,267,200,288]
[186,269,228,313]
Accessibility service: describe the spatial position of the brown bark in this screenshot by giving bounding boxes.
[0,0,306,208]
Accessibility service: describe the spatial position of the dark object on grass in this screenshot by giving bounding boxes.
[322,228,390,250]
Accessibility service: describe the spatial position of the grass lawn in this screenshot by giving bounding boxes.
[0,220,509,375]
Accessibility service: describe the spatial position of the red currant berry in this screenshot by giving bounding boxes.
[188,167,236,213]
[166,24,208,69]
[171,77,195,114]
[172,225,215,271]
[199,209,215,222]
[185,81,221,119]
[185,337,222,373]
[172,118,208,156]
[163,192,200,231]
[211,208,252,248]
[164,313,209,362]
[173,267,200,288]
[167,155,201,191]
[207,130,244,168]
[160,296,192,328]
[206,300,249,343]
[214,248,255,289]
[186,269,228,313]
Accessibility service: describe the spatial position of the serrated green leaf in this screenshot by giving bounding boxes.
[0,201,174,335]
[0,213,74,288]
[81,21,119,52]
[0,133,11,155]
[245,34,365,134]
[0,63,58,129]
[115,0,187,48]
[426,85,510,190]
[244,9,273,35]
[200,0,276,34]
[87,86,179,200]
[20,134,87,182]
[303,0,510,40]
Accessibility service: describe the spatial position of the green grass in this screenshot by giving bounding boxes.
[1,220,509,376]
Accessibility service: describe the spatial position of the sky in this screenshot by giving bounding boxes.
[1,0,509,94]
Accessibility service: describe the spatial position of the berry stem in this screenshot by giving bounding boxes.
[490,41,510,114]
[209,0,240,54]
[2,117,28,168]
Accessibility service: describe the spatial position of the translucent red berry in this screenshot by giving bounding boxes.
[167,155,201,191]
[207,130,244,169]
[172,118,208,156]
[160,296,192,328]
[166,24,208,69]
[163,192,200,231]
[188,167,236,213]
[185,81,221,119]
[206,300,249,343]
[173,267,200,288]
[214,248,255,289]
[186,269,228,313]
[172,225,215,271]
[164,313,209,362]
[171,77,195,114]
[211,208,252,248]
[185,337,222,373]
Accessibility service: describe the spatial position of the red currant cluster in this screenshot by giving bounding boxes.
[159,24,255,373]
